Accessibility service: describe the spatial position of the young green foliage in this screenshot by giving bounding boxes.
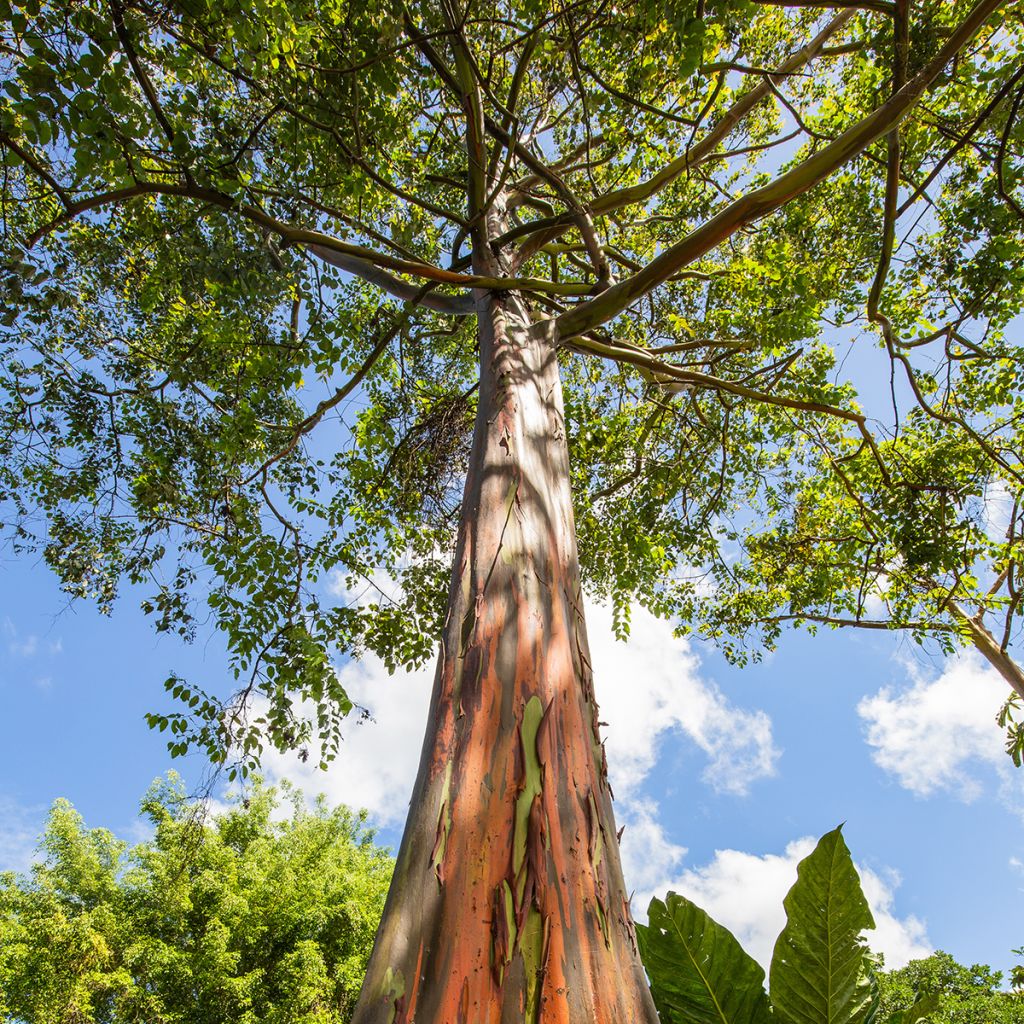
[0,776,393,1024]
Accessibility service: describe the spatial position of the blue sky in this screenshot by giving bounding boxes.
[2,529,1023,978]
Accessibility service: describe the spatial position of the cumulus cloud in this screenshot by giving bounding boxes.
[617,798,688,895]
[857,653,1022,807]
[588,602,778,798]
[259,598,778,827]
[258,653,435,827]
[630,836,931,972]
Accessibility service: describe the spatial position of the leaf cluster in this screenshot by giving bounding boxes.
[0,775,393,1024]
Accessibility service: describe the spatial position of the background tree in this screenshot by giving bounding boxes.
[0,776,392,1024]
[2,0,1024,1020]
[877,950,1024,1023]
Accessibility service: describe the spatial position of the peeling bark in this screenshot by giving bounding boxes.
[350,289,656,1024]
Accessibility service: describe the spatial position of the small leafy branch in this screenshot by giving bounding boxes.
[1012,947,1024,995]
[998,694,1024,768]
[637,826,939,1024]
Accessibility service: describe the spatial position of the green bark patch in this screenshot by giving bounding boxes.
[512,696,547,886]
[429,761,454,886]
[380,966,406,1024]
[586,788,605,869]
[520,904,547,1024]
[490,696,552,1018]
[459,600,476,656]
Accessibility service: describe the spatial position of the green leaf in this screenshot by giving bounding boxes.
[770,827,879,1024]
[636,892,772,1024]
[884,991,940,1024]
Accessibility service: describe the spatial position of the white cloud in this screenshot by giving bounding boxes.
[0,796,43,874]
[8,633,38,658]
[858,863,932,970]
[588,601,779,798]
[328,564,403,605]
[857,653,1022,807]
[618,798,688,894]
[630,837,931,972]
[259,598,777,826]
[983,478,1014,542]
[258,651,435,826]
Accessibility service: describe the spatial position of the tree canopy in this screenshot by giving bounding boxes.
[2,0,1023,759]
[878,950,1024,1023]
[5,3,1024,1019]
[0,776,393,1024]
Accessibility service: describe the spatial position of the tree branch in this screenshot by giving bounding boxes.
[508,10,856,259]
[752,0,895,12]
[554,0,1003,340]
[20,178,594,301]
[306,247,477,314]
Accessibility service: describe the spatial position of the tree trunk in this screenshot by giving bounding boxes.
[350,289,658,1024]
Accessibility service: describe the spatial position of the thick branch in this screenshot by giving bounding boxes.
[307,246,476,314]
[20,179,593,301]
[441,0,490,262]
[588,11,857,218]
[505,10,855,259]
[566,333,871,426]
[555,0,1003,340]
[947,597,1024,701]
[752,0,895,12]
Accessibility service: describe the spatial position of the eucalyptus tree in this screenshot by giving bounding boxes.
[2,0,1023,1020]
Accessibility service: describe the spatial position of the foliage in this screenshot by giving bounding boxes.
[0,776,393,1024]
[637,892,772,1024]
[878,950,1024,1023]
[638,827,1024,1024]
[1,0,1023,768]
[770,828,879,1024]
[639,826,885,1024]
[1012,948,1024,994]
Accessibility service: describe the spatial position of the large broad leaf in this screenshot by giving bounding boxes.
[770,827,879,1024]
[636,892,772,1024]
[884,992,941,1024]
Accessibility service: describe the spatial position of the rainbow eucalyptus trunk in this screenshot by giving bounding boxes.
[351,289,657,1024]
